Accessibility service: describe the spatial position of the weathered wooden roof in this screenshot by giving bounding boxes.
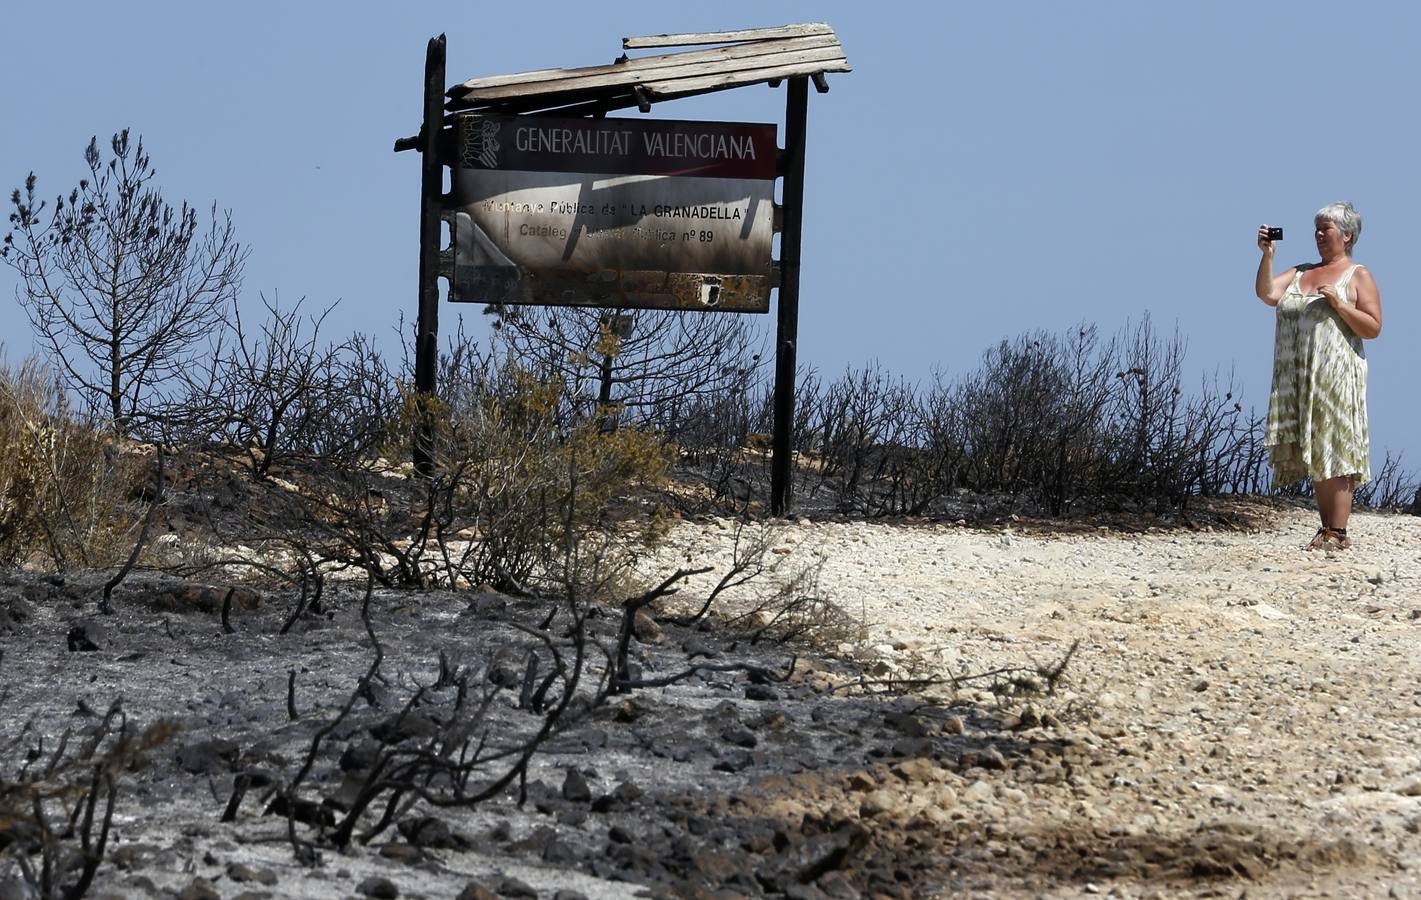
[447,23,850,116]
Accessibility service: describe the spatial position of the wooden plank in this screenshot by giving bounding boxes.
[449,65,571,93]
[447,90,641,116]
[455,43,845,104]
[642,57,851,99]
[449,54,847,114]
[622,23,833,49]
[452,33,838,95]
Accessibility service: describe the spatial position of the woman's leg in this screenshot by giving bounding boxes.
[1315,476,1355,530]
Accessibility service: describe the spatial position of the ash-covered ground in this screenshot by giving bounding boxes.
[1,567,1069,900]
[5,501,1420,899]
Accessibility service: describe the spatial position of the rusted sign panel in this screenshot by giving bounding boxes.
[450,113,777,312]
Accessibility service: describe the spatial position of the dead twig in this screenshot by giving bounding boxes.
[99,447,165,614]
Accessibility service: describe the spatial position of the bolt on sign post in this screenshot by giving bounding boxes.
[394,25,850,513]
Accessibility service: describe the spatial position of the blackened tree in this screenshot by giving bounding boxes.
[3,130,245,434]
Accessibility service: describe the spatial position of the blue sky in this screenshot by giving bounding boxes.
[3,2,1418,469]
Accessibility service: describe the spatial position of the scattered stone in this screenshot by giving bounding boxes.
[815,871,861,899]
[225,863,278,886]
[357,876,399,899]
[175,738,240,775]
[542,836,579,865]
[608,824,634,844]
[884,711,928,737]
[909,804,955,830]
[488,663,521,688]
[1393,776,1421,797]
[722,726,758,748]
[66,619,106,652]
[148,583,262,614]
[962,780,995,804]
[745,684,780,701]
[762,822,868,890]
[123,876,160,897]
[632,610,664,644]
[758,710,788,730]
[891,758,941,784]
[942,715,966,735]
[370,711,439,744]
[562,767,592,803]
[891,737,933,758]
[1191,679,1210,692]
[494,876,538,898]
[712,750,755,774]
[0,595,33,633]
[339,740,381,773]
[692,849,744,884]
[591,780,644,811]
[557,806,588,828]
[466,590,510,616]
[110,842,162,870]
[683,636,720,659]
[176,879,220,900]
[613,698,647,723]
[846,771,878,791]
[1004,706,1040,730]
[858,789,898,818]
[380,844,426,864]
[1367,570,1386,585]
[932,783,960,809]
[398,815,458,848]
[455,884,499,900]
[961,746,1007,770]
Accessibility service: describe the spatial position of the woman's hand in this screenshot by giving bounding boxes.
[1257,224,1277,253]
[1321,270,1383,339]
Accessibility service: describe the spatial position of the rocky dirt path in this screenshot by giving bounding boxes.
[652,505,1421,898]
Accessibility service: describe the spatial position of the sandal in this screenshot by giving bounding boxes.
[1305,527,1331,551]
[1305,527,1353,551]
[1324,529,1352,551]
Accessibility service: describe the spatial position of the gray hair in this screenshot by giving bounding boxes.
[1316,201,1362,254]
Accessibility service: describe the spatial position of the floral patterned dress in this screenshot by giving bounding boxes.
[1264,264,1370,485]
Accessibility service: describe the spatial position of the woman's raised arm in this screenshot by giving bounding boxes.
[1255,225,1295,306]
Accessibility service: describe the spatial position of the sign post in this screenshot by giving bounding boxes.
[771,77,809,517]
[413,34,446,479]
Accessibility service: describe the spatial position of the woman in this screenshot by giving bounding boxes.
[1255,202,1383,550]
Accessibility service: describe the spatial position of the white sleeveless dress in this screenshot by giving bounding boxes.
[1263,264,1370,485]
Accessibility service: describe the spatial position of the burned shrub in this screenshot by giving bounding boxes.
[0,359,144,569]
[0,700,176,900]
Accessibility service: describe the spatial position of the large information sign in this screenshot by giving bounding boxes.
[451,113,778,312]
